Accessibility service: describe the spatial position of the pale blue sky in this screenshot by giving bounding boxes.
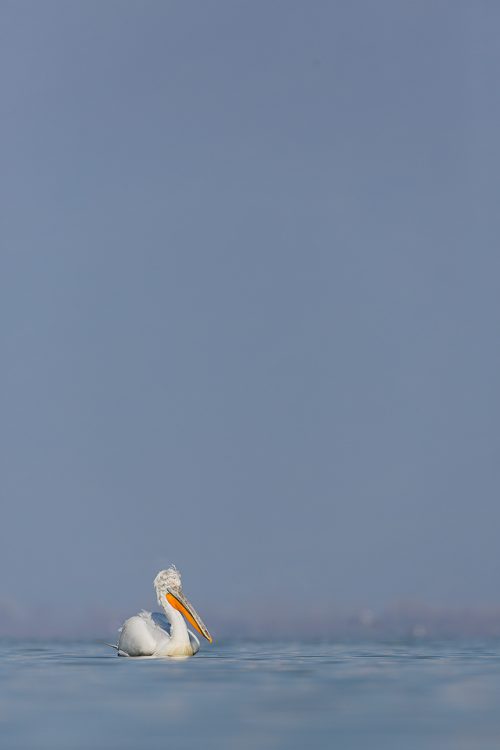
[1,1,499,635]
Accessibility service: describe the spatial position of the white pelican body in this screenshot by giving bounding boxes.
[115,567,212,658]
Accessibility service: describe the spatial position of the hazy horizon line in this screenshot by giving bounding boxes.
[3,600,500,640]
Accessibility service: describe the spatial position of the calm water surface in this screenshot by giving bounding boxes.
[1,640,500,749]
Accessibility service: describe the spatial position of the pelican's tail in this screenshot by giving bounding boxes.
[104,642,129,656]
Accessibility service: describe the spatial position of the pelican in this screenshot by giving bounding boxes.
[112,566,212,657]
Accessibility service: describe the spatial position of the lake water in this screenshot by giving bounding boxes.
[1,640,500,749]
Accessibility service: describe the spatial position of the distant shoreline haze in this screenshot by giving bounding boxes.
[2,601,500,640]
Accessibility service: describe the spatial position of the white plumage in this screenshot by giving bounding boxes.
[113,566,211,658]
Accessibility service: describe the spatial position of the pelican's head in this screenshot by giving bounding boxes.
[154,566,212,643]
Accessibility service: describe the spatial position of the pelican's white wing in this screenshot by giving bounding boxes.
[117,611,171,656]
[149,611,172,633]
[187,629,200,654]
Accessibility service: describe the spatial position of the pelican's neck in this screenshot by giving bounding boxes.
[161,598,190,647]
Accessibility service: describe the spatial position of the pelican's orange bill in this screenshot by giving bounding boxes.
[166,591,213,643]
